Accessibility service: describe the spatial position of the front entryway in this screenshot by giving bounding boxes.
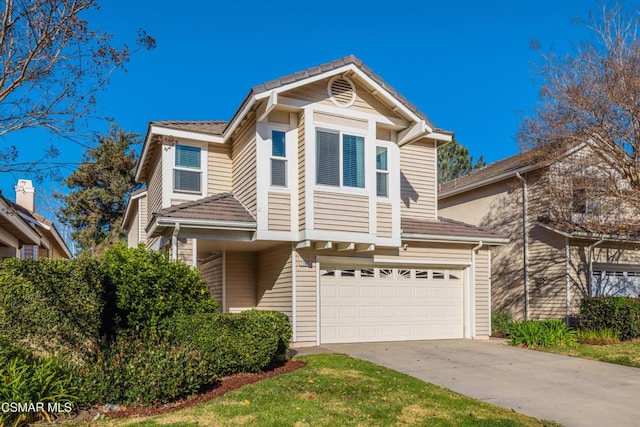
[319,265,464,344]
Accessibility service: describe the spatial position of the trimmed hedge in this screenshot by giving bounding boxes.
[76,335,216,406]
[102,243,220,335]
[0,258,103,361]
[580,296,640,341]
[169,310,292,376]
[509,319,577,348]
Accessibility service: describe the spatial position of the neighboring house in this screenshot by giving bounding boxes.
[439,144,640,322]
[123,55,507,346]
[0,179,72,259]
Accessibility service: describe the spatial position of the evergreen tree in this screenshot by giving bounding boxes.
[437,139,486,183]
[56,126,141,253]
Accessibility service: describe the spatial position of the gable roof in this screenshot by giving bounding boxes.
[137,55,453,182]
[439,143,584,198]
[0,193,41,246]
[401,217,508,244]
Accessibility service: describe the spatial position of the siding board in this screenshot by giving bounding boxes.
[400,141,436,220]
[257,245,293,319]
[314,191,369,233]
[199,252,223,308]
[268,192,291,231]
[376,203,392,238]
[232,112,257,217]
[208,145,233,195]
[226,252,257,311]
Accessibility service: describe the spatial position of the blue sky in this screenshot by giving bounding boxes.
[0,0,607,220]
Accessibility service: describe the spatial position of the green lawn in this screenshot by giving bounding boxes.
[542,340,640,368]
[93,354,558,427]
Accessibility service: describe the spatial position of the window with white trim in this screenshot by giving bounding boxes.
[376,146,389,197]
[316,130,365,188]
[174,145,202,193]
[271,130,287,187]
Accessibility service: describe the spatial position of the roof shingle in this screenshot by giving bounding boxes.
[151,120,227,136]
[154,193,256,224]
[402,217,507,241]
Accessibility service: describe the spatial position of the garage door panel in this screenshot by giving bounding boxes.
[320,265,464,344]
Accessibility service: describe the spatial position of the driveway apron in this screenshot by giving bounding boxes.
[323,340,640,427]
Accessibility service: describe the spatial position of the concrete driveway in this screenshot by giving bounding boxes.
[320,340,640,427]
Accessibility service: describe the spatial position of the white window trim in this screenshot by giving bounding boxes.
[269,126,290,190]
[314,127,368,193]
[162,140,208,206]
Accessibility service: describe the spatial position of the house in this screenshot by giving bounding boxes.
[439,143,640,322]
[123,55,507,346]
[0,179,72,259]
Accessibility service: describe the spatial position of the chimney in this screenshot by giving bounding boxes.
[15,179,35,212]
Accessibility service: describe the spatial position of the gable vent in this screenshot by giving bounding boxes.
[328,75,356,108]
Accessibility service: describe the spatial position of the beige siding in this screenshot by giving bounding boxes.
[268,192,291,231]
[313,111,367,130]
[225,251,257,311]
[376,203,392,238]
[208,145,233,195]
[298,111,306,231]
[231,111,257,217]
[282,79,402,120]
[475,248,491,337]
[127,208,139,248]
[139,196,148,243]
[257,244,293,318]
[439,180,515,227]
[295,249,318,344]
[147,149,162,226]
[400,141,436,220]
[528,226,566,319]
[377,243,473,263]
[177,238,194,266]
[314,191,369,233]
[199,252,223,308]
[268,110,290,124]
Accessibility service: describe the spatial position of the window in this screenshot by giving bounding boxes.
[572,177,587,214]
[376,146,388,197]
[316,130,364,188]
[174,145,202,193]
[271,130,287,187]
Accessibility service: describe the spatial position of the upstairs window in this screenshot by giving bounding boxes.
[174,145,202,193]
[316,130,364,189]
[572,177,587,215]
[376,146,389,197]
[271,130,287,187]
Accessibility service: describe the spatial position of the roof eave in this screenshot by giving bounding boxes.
[439,164,541,199]
[402,233,509,245]
[538,221,640,243]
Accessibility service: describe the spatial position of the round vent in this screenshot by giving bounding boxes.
[328,75,356,107]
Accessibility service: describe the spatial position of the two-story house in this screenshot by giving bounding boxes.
[123,56,507,346]
[439,143,640,322]
[0,179,71,259]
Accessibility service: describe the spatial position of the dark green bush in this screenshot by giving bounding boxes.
[580,296,640,341]
[0,258,103,361]
[509,319,577,348]
[491,309,514,336]
[76,335,216,406]
[169,310,292,376]
[102,243,219,335]
[0,340,77,426]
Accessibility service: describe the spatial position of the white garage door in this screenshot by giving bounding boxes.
[320,265,465,344]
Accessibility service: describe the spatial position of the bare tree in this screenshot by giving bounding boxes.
[0,0,155,173]
[519,1,640,212]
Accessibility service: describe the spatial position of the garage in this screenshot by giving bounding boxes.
[320,265,465,344]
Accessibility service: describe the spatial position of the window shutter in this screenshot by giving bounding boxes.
[316,131,340,186]
[343,134,364,188]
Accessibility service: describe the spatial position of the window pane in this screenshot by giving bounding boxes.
[343,134,364,188]
[271,158,286,187]
[376,146,388,170]
[174,169,201,193]
[175,145,201,169]
[316,131,340,186]
[377,172,388,197]
[272,130,286,157]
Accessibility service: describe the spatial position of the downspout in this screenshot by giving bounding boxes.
[565,237,570,325]
[291,243,297,343]
[470,241,484,339]
[171,223,180,261]
[515,172,530,320]
[588,239,604,296]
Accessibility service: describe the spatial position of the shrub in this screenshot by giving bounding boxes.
[0,340,77,426]
[576,328,621,345]
[101,243,219,335]
[509,319,577,348]
[580,296,640,341]
[491,309,514,337]
[76,335,216,406]
[0,258,103,361]
[169,310,292,376]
